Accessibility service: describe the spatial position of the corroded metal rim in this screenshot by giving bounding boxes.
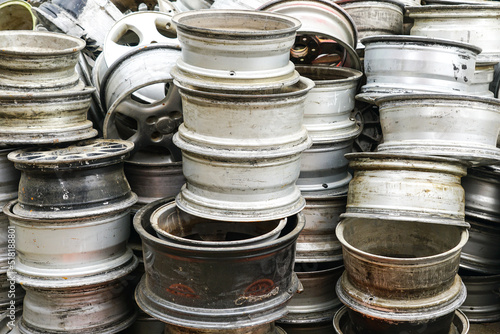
[336,218,469,266]
[345,152,469,174]
[171,9,300,89]
[360,35,482,54]
[164,322,286,334]
[297,141,354,197]
[374,94,500,165]
[18,282,137,334]
[18,316,137,334]
[295,65,362,143]
[100,43,181,110]
[333,306,470,334]
[295,65,363,85]
[135,197,305,263]
[343,152,469,226]
[8,138,133,166]
[0,89,97,144]
[174,76,313,155]
[358,36,482,103]
[133,197,305,329]
[336,274,467,320]
[8,139,137,219]
[0,30,85,56]
[463,166,500,223]
[150,201,288,247]
[279,264,344,320]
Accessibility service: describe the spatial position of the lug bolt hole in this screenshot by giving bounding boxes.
[146,116,158,125]
[151,132,163,142]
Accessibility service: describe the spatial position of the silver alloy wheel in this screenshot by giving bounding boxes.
[375,94,500,165]
[171,9,302,91]
[102,45,183,161]
[357,35,481,103]
[342,152,469,227]
[0,88,97,144]
[407,4,500,63]
[0,30,85,91]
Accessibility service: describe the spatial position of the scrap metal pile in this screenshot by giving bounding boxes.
[0,0,499,333]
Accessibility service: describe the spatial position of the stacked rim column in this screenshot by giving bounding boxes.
[331,28,499,332]
[0,30,139,333]
[134,9,313,333]
[256,3,362,332]
[278,65,362,334]
[403,5,500,326]
[5,141,139,334]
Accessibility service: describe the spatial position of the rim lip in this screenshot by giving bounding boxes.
[134,197,306,254]
[0,87,95,100]
[360,34,483,54]
[100,43,181,110]
[333,306,469,333]
[295,65,363,85]
[0,30,85,56]
[172,9,302,38]
[258,0,358,48]
[336,0,405,10]
[174,76,315,100]
[344,151,469,167]
[7,139,134,165]
[375,93,500,107]
[150,201,288,247]
[335,218,469,265]
[407,3,500,12]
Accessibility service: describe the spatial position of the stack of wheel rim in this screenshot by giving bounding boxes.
[333,3,500,332]
[459,166,500,323]
[334,153,471,333]
[132,9,315,334]
[403,5,500,325]
[248,2,366,333]
[276,65,362,333]
[93,10,187,331]
[0,30,140,333]
[0,147,23,329]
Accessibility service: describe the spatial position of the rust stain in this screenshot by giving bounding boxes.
[166,283,199,298]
